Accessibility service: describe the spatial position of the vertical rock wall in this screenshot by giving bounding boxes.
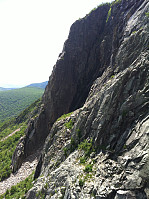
[12,0,148,174]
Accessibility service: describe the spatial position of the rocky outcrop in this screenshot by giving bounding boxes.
[24,0,149,198]
[14,0,148,165]
[27,55,149,198]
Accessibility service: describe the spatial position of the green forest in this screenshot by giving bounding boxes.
[0,87,44,122]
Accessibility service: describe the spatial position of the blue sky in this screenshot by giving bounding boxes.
[0,0,112,88]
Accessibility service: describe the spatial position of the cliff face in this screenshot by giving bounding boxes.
[13,0,149,198]
[21,0,147,156]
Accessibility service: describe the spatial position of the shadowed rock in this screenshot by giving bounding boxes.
[12,1,149,198]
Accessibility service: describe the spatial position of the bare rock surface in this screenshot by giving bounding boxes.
[27,52,149,198]
[13,0,148,172]
[11,0,149,198]
[26,0,149,197]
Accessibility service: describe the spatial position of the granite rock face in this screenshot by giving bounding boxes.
[12,0,149,198]
[25,0,149,198]
[27,54,149,198]
[20,0,148,160]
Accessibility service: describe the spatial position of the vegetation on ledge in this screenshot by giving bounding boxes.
[56,112,73,122]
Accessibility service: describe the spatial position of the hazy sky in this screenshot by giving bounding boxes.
[0,0,112,88]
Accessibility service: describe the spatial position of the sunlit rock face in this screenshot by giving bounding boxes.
[13,0,149,198]
[24,0,147,154]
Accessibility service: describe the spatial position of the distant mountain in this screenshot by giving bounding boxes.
[0,87,16,91]
[26,81,48,89]
[0,81,48,91]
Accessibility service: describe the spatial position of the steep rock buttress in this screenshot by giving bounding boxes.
[12,2,149,198]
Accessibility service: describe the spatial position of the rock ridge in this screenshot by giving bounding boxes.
[13,0,147,165]
[11,0,149,198]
